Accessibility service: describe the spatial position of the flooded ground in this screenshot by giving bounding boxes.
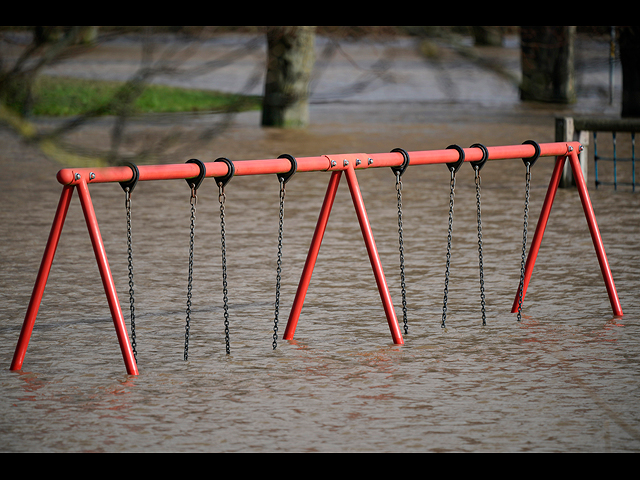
[1,32,639,452]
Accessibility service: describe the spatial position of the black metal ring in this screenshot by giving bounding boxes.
[277,154,297,185]
[390,147,410,177]
[119,162,139,193]
[522,140,540,168]
[469,143,489,172]
[185,158,206,191]
[213,157,234,189]
[446,144,465,174]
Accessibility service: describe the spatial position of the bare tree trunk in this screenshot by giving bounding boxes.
[261,26,315,128]
[34,26,98,45]
[472,26,503,47]
[619,26,640,118]
[520,26,576,104]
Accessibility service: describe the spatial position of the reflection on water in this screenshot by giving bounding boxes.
[1,110,640,452]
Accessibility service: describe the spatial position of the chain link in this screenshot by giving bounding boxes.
[474,168,487,326]
[219,183,230,355]
[125,187,137,363]
[184,185,196,360]
[517,163,531,322]
[395,172,408,334]
[273,178,286,349]
[441,169,456,329]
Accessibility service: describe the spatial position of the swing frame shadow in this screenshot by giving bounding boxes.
[9,141,622,376]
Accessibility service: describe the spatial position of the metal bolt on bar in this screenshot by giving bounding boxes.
[11,142,622,375]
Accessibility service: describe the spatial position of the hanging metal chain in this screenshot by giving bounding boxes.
[184,185,197,361]
[441,169,456,329]
[517,162,531,322]
[395,172,408,334]
[273,177,286,349]
[219,182,230,355]
[474,168,486,326]
[125,187,137,363]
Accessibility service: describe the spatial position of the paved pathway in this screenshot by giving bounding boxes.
[38,32,622,118]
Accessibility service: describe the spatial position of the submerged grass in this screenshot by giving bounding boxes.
[31,75,262,116]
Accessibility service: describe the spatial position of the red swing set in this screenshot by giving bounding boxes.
[10,141,623,375]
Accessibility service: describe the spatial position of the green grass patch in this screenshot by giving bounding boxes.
[31,75,262,116]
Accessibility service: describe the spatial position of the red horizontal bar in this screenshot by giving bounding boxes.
[56,142,581,186]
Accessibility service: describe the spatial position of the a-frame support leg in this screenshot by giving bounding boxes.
[284,167,404,344]
[11,185,74,372]
[76,180,138,374]
[512,149,623,316]
[11,182,139,375]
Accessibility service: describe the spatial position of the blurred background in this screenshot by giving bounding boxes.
[1,26,638,180]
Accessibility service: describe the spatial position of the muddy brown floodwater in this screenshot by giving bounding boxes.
[1,33,639,452]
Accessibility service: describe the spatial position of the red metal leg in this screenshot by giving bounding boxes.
[344,166,404,345]
[11,185,74,371]
[511,155,566,313]
[568,150,623,316]
[283,171,342,340]
[511,150,623,317]
[76,180,139,375]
